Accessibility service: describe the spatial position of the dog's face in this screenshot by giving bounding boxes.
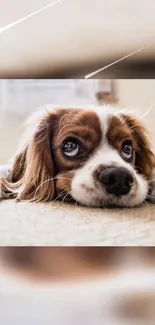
[4,106,155,207]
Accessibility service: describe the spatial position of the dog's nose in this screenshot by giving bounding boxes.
[98,167,134,196]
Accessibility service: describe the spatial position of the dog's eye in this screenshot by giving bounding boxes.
[63,140,80,157]
[122,141,133,159]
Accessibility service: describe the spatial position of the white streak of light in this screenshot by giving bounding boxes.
[0,0,63,35]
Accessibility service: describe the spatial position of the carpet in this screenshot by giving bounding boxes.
[0,200,155,245]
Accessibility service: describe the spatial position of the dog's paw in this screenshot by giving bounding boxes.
[146,168,155,203]
[0,164,11,178]
[150,186,155,203]
[0,187,3,200]
[0,178,8,200]
[147,180,155,203]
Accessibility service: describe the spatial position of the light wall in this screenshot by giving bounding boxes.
[116,80,155,150]
[0,80,155,164]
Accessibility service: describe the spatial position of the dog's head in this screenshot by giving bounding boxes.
[8,106,155,207]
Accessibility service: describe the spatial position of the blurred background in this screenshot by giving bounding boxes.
[0,79,155,164]
[0,0,155,78]
[1,247,155,325]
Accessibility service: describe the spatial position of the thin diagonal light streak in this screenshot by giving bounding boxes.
[0,0,63,35]
[85,44,151,79]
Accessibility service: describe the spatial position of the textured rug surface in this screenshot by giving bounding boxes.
[0,200,155,245]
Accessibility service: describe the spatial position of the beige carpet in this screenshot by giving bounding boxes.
[0,200,155,245]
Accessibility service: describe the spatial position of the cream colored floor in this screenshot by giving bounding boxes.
[0,200,155,245]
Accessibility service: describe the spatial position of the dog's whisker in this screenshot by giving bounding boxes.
[58,123,79,136]
[34,176,72,199]
[147,193,155,199]
[61,192,70,203]
[52,190,69,203]
[34,177,58,196]
[116,106,140,116]
[139,104,155,120]
[57,177,73,181]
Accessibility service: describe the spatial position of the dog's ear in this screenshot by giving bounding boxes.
[10,149,27,182]
[121,114,155,178]
[18,119,55,202]
[7,111,57,202]
[149,167,155,203]
[122,114,155,203]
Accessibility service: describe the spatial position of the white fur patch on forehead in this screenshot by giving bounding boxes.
[90,105,111,137]
[90,105,123,138]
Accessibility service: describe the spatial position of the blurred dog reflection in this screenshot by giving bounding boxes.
[1,247,155,280]
[1,248,155,325]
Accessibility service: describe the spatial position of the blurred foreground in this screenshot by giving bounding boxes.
[1,248,155,325]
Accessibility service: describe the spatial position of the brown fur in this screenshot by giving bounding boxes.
[1,108,102,202]
[107,115,155,178]
[107,115,137,165]
[121,114,155,178]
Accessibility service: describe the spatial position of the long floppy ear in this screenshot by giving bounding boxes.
[122,114,155,203]
[149,167,155,203]
[18,118,55,202]
[2,111,56,202]
[121,114,155,178]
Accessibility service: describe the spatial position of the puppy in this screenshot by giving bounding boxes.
[0,105,155,207]
[0,247,117,280]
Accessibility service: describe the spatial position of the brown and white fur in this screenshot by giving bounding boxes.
[0,105,155,207]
